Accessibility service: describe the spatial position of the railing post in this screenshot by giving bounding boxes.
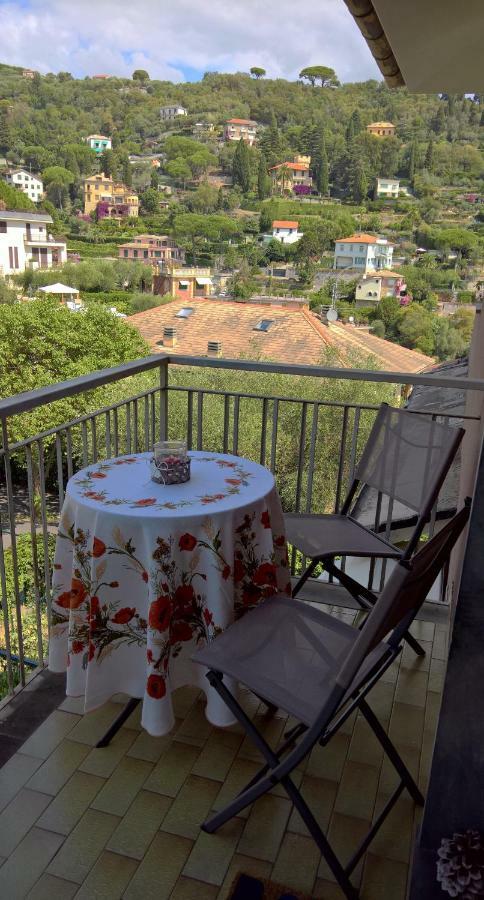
[1,417,26,689]
[159,358,169,441]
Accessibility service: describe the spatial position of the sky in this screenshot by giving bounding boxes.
[0,0,381,84]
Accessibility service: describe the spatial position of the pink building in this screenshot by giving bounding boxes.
[118,235,185,266]
[223,119,258,146]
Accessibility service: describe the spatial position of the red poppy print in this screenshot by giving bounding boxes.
[71,640,84,654]
[133,498,156,507]
[171,621,193,643]
[225,478,242,486]
[242,582,262,607]
[146,674,166,699]
[275,535,286,547]
[112,607,136,624]
[174,584,195,614]
[91,472,107,479]
[149,595,172,632]
[261,511,271,529]
[222,565,231,580]
[203,608,213,626]
[57,578,87,609]
[90,596,100,616]
[142,570,149,583]
[233,559,245,582]
[253,562,278,586]
[88,642,95,662]
[179,533,197,551]
[92,537,106,558]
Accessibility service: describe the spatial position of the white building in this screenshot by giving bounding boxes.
[0,210,67,275]
[375,177,411,199]
[333,233,394,272]
[2,169,43,203]
[160,105,188,121]
[271,220,302,245]
[84,134,112,154]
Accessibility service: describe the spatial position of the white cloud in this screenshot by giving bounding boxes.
[0,0,380,83]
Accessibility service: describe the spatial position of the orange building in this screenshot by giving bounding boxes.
[366,121,396,137]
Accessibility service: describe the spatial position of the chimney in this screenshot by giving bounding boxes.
[207,340,222,357]
[163,326,177,348]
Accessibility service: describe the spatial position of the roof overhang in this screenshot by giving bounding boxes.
[343,0,484,91]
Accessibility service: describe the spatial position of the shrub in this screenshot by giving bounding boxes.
[370,320,386,338]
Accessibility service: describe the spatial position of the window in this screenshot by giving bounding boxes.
[133,250,138,258]
[123,250,128,258]
[154,251,161,257]
[355,257,366,265]
[0,221,6,233]
[143,250,148,258]
[178,282,189,291]
[254,319,274,333]
[176,306,194,317]
[359,245,364,252]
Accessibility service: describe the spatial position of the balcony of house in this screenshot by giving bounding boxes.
[0,350,483,899]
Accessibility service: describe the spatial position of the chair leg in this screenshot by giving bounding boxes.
[358,699,424,806]
[96,697,141,748]
[291,558,319,598]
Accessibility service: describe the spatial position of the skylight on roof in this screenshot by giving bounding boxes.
[254,319,274,333]
[176,307,194,318]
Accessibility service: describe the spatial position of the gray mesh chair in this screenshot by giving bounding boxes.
[193,503,470,900]
[285,402,464,656]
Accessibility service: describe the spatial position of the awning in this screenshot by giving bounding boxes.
[178,280,190,286]
[196,277,213,285]
[38,283,79,295]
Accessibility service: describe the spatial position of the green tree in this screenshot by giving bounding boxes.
[257,152,270,200]
[424,138,434,172]
[299,66,339,87]
[312,133,329,195]
[132,69,149,83]
[350,160,368,202]
[100,148,114,177]
[0,181,35,211]
[345,110,362,144]
[165,157,191,187]
[42,165,75,209]
[139,187,160,214]
[408,139,418,180]
[0,101,11,155]
[250,67,266,79]
[398,304,435,355]
[232,138,251,193]
[150,168,159,189]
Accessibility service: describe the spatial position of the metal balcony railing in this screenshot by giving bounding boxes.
[1,353,483,702]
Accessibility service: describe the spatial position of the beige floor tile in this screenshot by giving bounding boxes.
[68,702,129,746]
[26,740,91,796]
[0,827,64,900]
[170,876,219,899]
[0,753,43,814]
[79,728,138,778]
[213,757,260,820]
[217,853,273,900]
[175,699,214,746]
[409,619,435,643]
[305,732,350,783]
[123,831,193,900]
[58,696,86,715]
[107,790,171,859]
[379,657,400,685]
[238,794,291,863]
[162,774,220,840]
[366,680,395,722]
[287,775,337,836]
[91,756,153,817]
[360,852,408,900]
[20,710,80,760]
[37,771,105,836]
[317,813,369,884]
[395,669,429,709]
[122,701,143,731]
[400,640,432,673]
[389,702,425,751]
[378,745,421,796]
[172,686,201,719]
[192,731,242,782]
[348,716,384,768]
[334,761,379,822]
[313,877,348,899]
[47,808,120,884]
[126,729,173,763]
[0,788,52,856]
[183,816,244,885]
[432,627,449,661]
[144,740,200,798]
[424,690,442,734]
[272,832,321,894]
[238,714,286,764]
[370,793,416,863]
[428,657,446,694]
[73,849,138,899]
[27,873,78,899]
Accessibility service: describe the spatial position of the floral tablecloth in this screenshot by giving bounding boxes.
[49,451,290,735]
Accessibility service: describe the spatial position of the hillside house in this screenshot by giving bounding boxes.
[333,232,394,271]
[2,169,43,203]
[118,235,185,266]
[355,269,409,306]
[366,121,396,137]
[84,134,112,154]
[192,122,215,136]
[375,176,403,199]
[22,69,36,79]
[271,220,302,244]
[223,119,258,146]
[83,175,139,218]
[270,156,313,194]
[0,210,67,275]
[153,262,213,300]
[160,105,187,121]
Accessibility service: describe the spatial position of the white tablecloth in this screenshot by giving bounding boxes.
[49,451,290,735]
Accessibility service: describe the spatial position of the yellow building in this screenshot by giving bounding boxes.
[366,121,396,137]
[83,174,139,218]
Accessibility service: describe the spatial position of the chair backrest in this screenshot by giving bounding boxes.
[348,403,464,555]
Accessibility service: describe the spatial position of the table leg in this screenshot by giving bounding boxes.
[96,698,141,748]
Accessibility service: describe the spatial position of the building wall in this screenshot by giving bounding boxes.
[3,171,43,203]
[87,137,112,153]
[0,215,66,274]
[334,241,393,272]
[367,125,395,136]
[160,107,187,120]
[376,178,400,198]
[272,227,301,245]
[224,124,257,145]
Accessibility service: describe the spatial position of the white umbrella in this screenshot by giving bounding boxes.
[39,283,80,295]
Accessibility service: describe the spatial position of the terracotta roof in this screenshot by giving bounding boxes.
[362,269,402,278]
[272,220,299,229]
[367,122,395,128]
[226,118,257,125]
[270,162,309,171]
[336,233,394,246]
[128,298,433,373]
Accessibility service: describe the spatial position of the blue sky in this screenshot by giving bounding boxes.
[0,0,381,84]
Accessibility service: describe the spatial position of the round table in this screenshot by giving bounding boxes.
[49,451,291,735]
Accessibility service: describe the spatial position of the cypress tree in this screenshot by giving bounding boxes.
[351,161,368,202]
[232,138,251,193]
[257,152,270,199]
[408,139,418,180]
[0,105,11,155]
[424,138,434,172]
[312,132,329,195]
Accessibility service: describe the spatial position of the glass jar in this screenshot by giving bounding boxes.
[151,440,190,484]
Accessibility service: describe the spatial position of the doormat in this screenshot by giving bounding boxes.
[229,872,313,900]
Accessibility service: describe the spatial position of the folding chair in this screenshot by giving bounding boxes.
[285,402,464,656]
[192,503,470,900]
